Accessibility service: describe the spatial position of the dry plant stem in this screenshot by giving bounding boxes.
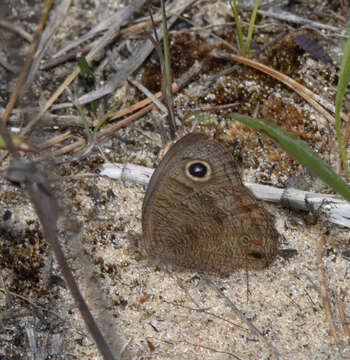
[0,287,63,320]
[38,131,72,150]
[49,103,152,158]
[199,273,281,359]
[230,54,341,125]
[336,299,350,344]
[0,57,19,73]
[51,7,133,59]
[41,42,94,70]
[48,3,186,64]
[77,0,195,106]
[191,102,239,113]
[33,104,145,160]
[39,60,200,159]
[2,0,53,124]
[257,8,339,31]
[108,59,199,122]
[316,231,341,345]
[29,0,195,135]
[0,19,33,42]
[109,82,179,121]
[159,0,177,140]
[23,0,72,92]
[25,180,118,360]
[8,109,82,128]
[0,119,118,359]
[50,138,86,158]
[128,78,168,114]
[21,0,148,136]
[41,15,159,71]
[49,100,161,158]
[337,156,343,175]
[102,161,350,227]
[98,100,151,136]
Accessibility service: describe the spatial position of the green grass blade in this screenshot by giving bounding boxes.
[92,111,110,136]
[335,35,350,178]
[76,102,92,142]
[231,113,350,202]
[77,55,98,115]
[246,0,260,55]
[228,0,246,56]
[77,56,91,75]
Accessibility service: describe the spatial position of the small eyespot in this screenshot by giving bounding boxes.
[240,235,250,246]
[185,160,211,182]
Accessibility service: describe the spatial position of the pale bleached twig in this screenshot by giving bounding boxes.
[77,0,197,107]
[101,162,350,228]
[0,20,33,42]
[51,2,193,60]
[23,0,72,92]
[128,78,168,115]
[21,0,148,136]
[258,8,339,32]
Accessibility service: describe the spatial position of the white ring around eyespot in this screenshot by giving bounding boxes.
[185,160,212,182]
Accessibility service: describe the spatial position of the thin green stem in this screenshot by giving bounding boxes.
[246,0,260,56]
[335,36,350,180]
[228,0,246,56]
[76,102,92,143]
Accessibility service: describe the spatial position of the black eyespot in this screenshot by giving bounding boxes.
[188,162,207,178]
[185,160,211,182]
[248,251,264,259]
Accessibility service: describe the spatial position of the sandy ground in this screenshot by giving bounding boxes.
[1,0,350,359]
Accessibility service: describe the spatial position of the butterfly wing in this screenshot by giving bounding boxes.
[142,133,279,273]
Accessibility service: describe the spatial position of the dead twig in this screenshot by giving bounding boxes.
[38,131,73,151]
[0,91,120,360]
[0,19,33,42]
[258,8,339,32]
[41,2,197,71]
[230,54,344,125]
[21,0,148,136]
[76,0,196,107]
[35,60,200,160]
[23,0,72,92]
[0,287,63,320]
[2,0,53,125]
[336,298,350,345]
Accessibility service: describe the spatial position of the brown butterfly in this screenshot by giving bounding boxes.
[142,133,279,274]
